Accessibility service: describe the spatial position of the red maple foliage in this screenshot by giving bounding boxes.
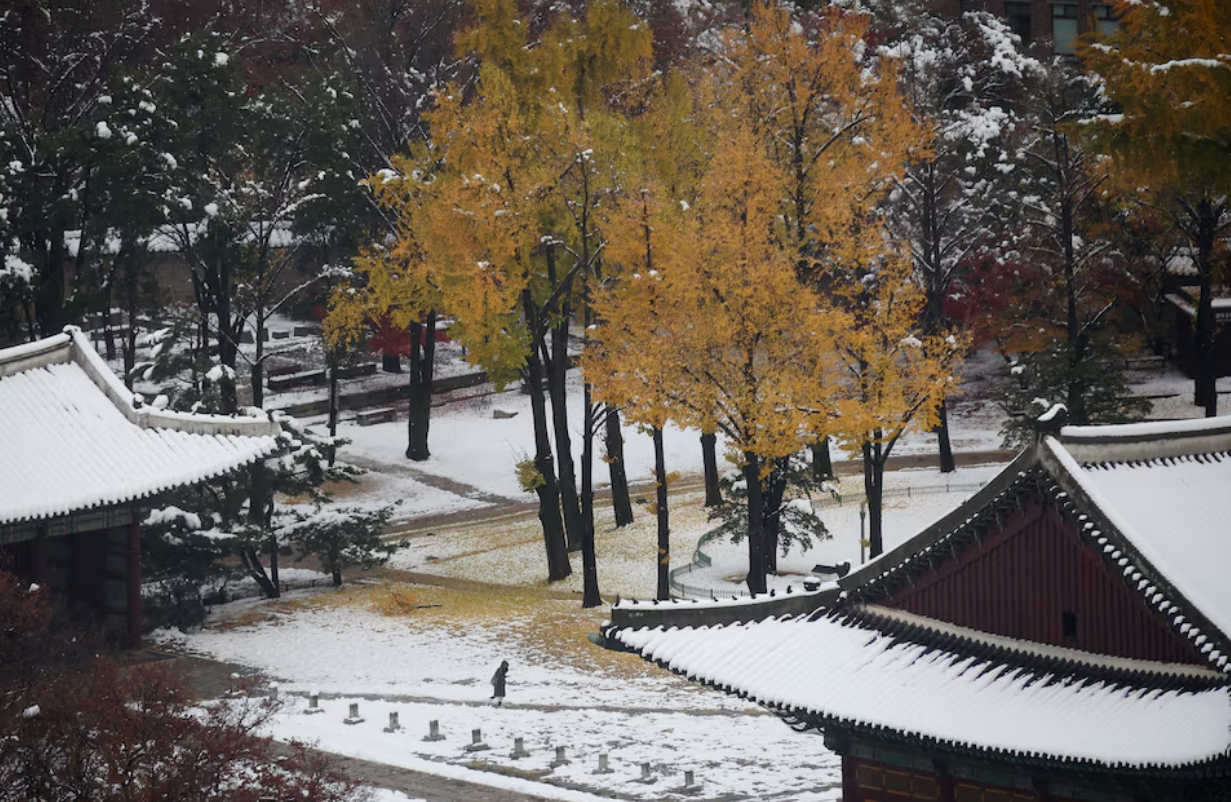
[0,567,367,802]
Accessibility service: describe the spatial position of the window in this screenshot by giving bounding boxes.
[1052,3,1079,55]
[1062,611,1078,640]
[1094,4,1120,37]
[1004,2,1033,45]
[856,763,941,800]
[955,785,1037,802]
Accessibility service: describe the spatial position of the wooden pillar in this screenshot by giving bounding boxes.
[33,526,48,587]
[127,517,141,650]
[936,760,957,802]
[842,755,861,802]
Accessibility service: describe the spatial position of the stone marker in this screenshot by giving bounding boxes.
[636,762,656,784]
[304,692,323,715]
[685,770,695,788]
[227,672,241,697]
[268,682,279,701]
[594,753,613,775]
[343,702,364,725]
[511,737,530,759]
[549,745,570,768]
[423,719,445,742]
[383,711,401,733]
[463,728,490,752]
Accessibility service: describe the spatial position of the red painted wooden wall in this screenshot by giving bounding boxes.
[884,494,1204,665]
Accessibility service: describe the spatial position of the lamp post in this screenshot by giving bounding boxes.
[859,501,867,565]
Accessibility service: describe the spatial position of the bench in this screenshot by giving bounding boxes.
[338,363,378,380]
[266,363,304,378]
[1125,355,1166,371]
[267,369,327,392]
[811,561,851,579]
[355,407,397,426]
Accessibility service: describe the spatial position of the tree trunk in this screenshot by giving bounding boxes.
[327,359,339,467]
[653,426,670,601]
[742,453,767,595]
[238,546,278,598]
[762,458,787,576]
[549,317,584,552]
[580,382,600,608]
[121,251,139,391]
[701,432,722,507]
[605,408,634,527]
[524,291,571,582]
[406,313,435,460]
[863,440,885,559]
[250,314,266,408]
[935,399,956,473]
[215,258,239,414]
[1193,201,1219,417]
[268,538,279,592]
[32,225,67,337]
[810,438,833,481]
[101,276,116,360]
[245,458,280,599]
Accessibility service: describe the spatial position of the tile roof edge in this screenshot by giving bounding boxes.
[0,332,73,377]
[849,603,1228,689]
[838,446,1039,594]
[604,620,1231,774]
[1059,415,1231,463]
[65,327,283,439]
[1041,438,1231,672]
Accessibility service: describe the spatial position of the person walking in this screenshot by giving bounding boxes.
[490,660,509,707]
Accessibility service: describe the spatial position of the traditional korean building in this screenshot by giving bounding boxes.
[0,328,283,648]
[602,415,1231,801]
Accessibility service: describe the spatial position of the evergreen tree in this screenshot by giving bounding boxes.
[1080,0,1231,416]
[997,63,1149,444]
[876,0,1040,471]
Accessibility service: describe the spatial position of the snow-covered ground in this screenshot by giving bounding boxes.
[333,369,721,503]
[154,459,1005,802]
[143,332,1227,801]
[157,576,842,800]
[684,465,1005,597]
[267,695,842,802]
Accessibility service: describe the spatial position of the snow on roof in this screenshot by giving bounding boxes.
[609,614,1231,769]
[0,329,283,525]
[1165,293,1231,321]
[1046,429,1231,668]
[855,603,1223,682]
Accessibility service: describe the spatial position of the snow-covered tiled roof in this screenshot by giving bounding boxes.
[607,613,1231,769]
[0,329,283,526]
[1044,418,1231,670]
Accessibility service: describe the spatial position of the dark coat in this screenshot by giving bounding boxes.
[491,662,509,698]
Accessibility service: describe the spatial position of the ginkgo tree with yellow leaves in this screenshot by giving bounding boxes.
[590,114,835,596]
[336,0,653,599]
[324,144,443,462]
[730,2,929,480]
[827,251,966,559]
